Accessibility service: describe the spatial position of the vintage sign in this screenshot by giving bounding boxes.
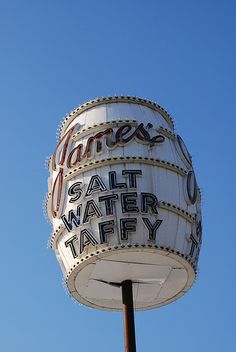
[46,96,202,311]
[61,171,162,257]
[49,122,165,218]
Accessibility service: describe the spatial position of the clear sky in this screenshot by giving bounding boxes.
[1,0,236,351]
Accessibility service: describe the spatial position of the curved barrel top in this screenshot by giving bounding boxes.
[59,96,174,137]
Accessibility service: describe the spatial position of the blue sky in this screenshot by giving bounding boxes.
[1,0,236,351]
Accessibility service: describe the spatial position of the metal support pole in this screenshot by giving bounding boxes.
[121,280,136,352]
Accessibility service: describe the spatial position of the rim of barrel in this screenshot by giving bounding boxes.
[59,96,174,138]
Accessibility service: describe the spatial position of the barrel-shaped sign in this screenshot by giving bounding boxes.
[46,96,202,311]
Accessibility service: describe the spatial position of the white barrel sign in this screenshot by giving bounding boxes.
[46,96,202,311]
